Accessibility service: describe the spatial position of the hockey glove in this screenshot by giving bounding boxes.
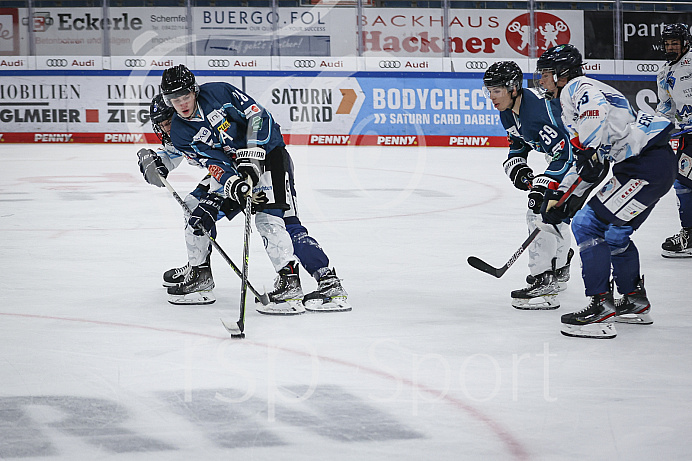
[503,156,534,191]
[137,148,168,187]
[235,147,266,185]
[574,147,604,183]
[527,175,558,214]
[540,189,569,225]
[188,193,223,236]
[223,175,252,204]
[528,188,544,213]
[252,190,268,206]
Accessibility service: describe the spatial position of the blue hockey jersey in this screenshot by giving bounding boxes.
[169,81,286,188]
[500,88,573,182]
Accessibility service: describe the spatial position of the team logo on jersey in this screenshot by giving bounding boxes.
[505,12,570,57]
[681,58,692,67]
[599,178,616,195]
[677,105,692,119]
[680,156,690,172]
[580,109,600,120]
[668,75,677,89]
[208,164,224,182]
[192,127,212,145]
[244,104,261,118]
[551,139,566,156]
[251,116,262,132]
[207,110,225,126]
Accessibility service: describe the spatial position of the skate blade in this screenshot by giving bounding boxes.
[661,250,692,258]
[255,299,306,315]
[304,297,352,313]
[614,312,653,325]
[168,291,216,305]
[512,295,559,310]
[561,322,616,339]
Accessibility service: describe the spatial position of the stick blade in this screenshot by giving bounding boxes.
[220,318,245,339]
[467,256,504,278]
[256,292,271,306]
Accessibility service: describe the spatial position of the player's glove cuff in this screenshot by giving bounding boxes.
[223,175,251,204]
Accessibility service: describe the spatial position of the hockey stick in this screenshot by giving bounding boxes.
[467,178,581,278]
[222,188,253,339]
[672,127,692,137]
[159,175,270,305]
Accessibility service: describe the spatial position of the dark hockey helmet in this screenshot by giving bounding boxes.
[483,61,523,93]
[160,64,199,107]
[150,94,175,144]
[661,23,691,61]
[536,44,584,81]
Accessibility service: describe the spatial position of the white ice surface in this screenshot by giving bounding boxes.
[1,143,690,460]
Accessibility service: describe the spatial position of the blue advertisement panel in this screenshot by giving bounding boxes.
[349,76,504,138]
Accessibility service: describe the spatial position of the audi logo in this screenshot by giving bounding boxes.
[124,59,146,68]
[46,59,68,67]
[379,60,402,69]
[637,63,659,72]
[208,59,230,68]
[294,60,316,68]
[465,61,489,70]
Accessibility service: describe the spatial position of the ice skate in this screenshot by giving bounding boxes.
[614,277,653,325]
[163,262,190,287]
[560,292,617,339]
[255,261,305,315]
[661,227,692,258]
[512,270,560,310]
[167,262,215,305]
[303,268,351,312]
[526,248,574,291]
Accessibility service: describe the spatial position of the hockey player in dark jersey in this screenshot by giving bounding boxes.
[483,61,575,310]
[158,65,349,313]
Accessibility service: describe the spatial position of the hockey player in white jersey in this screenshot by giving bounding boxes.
[536,44,677,339]
[656,23,692,257]
[483,61,575,310]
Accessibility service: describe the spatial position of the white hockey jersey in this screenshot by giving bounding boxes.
[156,141,199,173]
[656,48,692,129]
[557,76,672,194]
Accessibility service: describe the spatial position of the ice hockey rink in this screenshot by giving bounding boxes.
[1,142,690,460]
